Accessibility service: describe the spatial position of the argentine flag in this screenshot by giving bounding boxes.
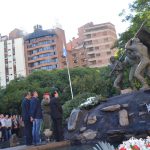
[63,44,67,57]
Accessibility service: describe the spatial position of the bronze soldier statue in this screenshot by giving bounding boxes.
[109,56,124,92]
[123,48,140,90]
[125,38,150,90]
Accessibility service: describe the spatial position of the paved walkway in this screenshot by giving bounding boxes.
[1,141,70,150]
[0,145,27,150]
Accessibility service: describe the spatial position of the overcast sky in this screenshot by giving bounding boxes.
[0,0,134,42]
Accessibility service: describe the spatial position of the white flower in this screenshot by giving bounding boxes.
[79,97,96,108]
[118,137,150,150]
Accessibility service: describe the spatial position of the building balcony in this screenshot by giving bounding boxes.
[28,49,55,57]
[88,60,96,65]
[29,62,58,70]
[28,55,58,63]
[84,28,108,35]
[88,57,96,61]
[26,42,56,51]
[85,44,93,48]
[87,50,97,55]
[88,53,95,58]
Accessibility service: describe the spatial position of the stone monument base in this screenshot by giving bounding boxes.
[65,90,150,144]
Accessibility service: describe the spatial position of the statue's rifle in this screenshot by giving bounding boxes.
[134,20,146,38]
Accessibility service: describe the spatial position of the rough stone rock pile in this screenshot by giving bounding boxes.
[65,90,150,144]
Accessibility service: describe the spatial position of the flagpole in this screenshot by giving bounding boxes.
[62,42,74,99]
[65,55,74,99]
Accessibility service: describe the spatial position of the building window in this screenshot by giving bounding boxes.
[30,39,37,42]
[86,34,91,38]
[105,44,110,48]
[86,40,92,45]
[95,47,99,50]
[72,53,77,57]
[31,52,56,60]
[107,51,111,55]
[88,47,93,52]
[5,54,8,58]
[32,58,58,67]
[40,64,57,70]
[103,31,107,36]
[31,45,55,54]
[104,38,109,42]
[96,53,101,57]
[27,40,55,48]
[94,40,98,44]
[98,60,102,63]
[90,60,96,65]
[73,57,78,63]
[88,54,95,58]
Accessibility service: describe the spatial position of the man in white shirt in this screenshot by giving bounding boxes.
[5,115,12,140]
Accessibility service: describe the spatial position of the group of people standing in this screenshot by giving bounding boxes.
[0,114,23,142]
[21,90,64,146]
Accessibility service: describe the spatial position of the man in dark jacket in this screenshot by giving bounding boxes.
[50,90,64,141]
[30,91,43,145]
[21,92,32,146]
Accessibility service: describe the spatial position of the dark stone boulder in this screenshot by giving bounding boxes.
[64,90,150,144]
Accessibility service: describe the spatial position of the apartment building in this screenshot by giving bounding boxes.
[67,22,117,68]
[24,25,66,75]
[0,29,26,87]
[67,44,87,68]
[84,22,117,67]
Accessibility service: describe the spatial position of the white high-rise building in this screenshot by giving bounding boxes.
[0,30,26,87]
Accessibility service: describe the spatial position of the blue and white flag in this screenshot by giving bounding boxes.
[63,44,67,57]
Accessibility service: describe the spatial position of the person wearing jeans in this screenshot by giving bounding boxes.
[32,119,42,144]
[30,91,43,145]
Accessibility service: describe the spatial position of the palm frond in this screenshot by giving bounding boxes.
[92,141,115,150]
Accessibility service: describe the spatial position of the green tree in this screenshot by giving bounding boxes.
[0,67,119,114]
[118,0,150,48]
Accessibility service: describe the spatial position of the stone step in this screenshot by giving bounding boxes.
[2,141,70,150]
